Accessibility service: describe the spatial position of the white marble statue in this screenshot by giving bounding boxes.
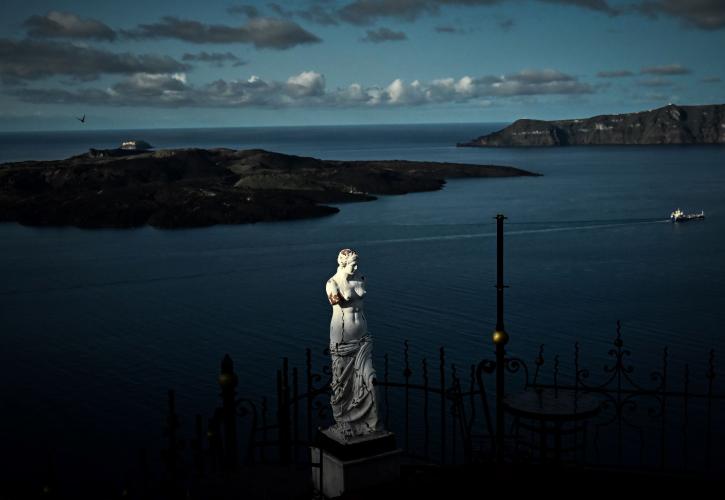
[325,249,381,439]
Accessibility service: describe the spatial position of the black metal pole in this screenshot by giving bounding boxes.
[496,214,505,333]
[279,357,291,464]
[493,214,509,465]
[219,354,239,473]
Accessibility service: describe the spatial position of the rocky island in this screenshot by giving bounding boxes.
[458,103,725,147]
[0,148,537,228]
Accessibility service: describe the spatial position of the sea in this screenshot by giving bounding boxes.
[1,123,725,486]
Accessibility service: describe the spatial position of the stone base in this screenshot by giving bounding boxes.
[310,429,401,498]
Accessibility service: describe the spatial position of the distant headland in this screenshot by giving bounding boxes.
[0,148,538,229]
[458,104,725,147]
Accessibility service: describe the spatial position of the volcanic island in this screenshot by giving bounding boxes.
[0,148,538,228]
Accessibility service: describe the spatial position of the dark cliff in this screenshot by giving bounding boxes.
[459,104,725,147]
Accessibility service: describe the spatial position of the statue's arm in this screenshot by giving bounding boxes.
[326,279,343,305]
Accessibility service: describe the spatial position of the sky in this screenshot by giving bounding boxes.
[0,0,724,131]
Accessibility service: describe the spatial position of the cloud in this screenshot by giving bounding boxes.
[12,71,329,108]
[435,25,456,33]
[0,38,189,82]
[636,0,725,30]
[361,27,408,42]
[354,67,591,99]
[640,64,691,75]
[269,2,341,25]
[323,0,616,25]
[504,68,577,84]
[297,4,342,25]
[637,77,674,87]
[279,0,722,31]
[337,1,516,25]
[435,25,464,33]
[23,11,116,41]
[498,18,515,30]
[597,70,634,78]
[122,16,321,49]
[112,73,190,102]
[182,52,246,67]
[223,0,722,32]
[14,73,195,106]
[539,0,619,16]
[338,0,441,24]
[266,0,725,30]
[10,68,594,108]
[227,5,261,17]
[286,71,326,97]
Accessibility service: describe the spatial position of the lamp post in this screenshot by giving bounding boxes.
[492,214,509,465]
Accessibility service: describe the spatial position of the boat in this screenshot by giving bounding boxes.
[670,209,705,222]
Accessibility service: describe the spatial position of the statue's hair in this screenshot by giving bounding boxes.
[337,248,358,269]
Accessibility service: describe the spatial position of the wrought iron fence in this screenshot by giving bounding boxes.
[154,320,722,489]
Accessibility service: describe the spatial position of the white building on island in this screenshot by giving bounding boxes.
[120,140,153,150]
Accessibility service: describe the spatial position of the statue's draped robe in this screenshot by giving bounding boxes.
[329,335,379,437]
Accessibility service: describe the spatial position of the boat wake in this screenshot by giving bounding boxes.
[363,218,670,247]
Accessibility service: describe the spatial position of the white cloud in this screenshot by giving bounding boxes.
[286,71,326,96]
[455,76,475,94]
[13,69,594,108]
[386,78,405,103]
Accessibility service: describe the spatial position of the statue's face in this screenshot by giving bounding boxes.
[343,258,358,276]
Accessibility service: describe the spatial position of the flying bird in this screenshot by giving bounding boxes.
[76,114,86,123]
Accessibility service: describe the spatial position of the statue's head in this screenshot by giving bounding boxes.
[337,248,359,275]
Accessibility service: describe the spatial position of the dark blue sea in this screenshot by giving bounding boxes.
[2,124,725,484]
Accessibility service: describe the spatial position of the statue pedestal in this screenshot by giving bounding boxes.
[310,429,401,498]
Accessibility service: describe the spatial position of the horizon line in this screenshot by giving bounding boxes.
[0,121,512,134]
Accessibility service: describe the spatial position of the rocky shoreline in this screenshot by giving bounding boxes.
[0,148,538,229]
